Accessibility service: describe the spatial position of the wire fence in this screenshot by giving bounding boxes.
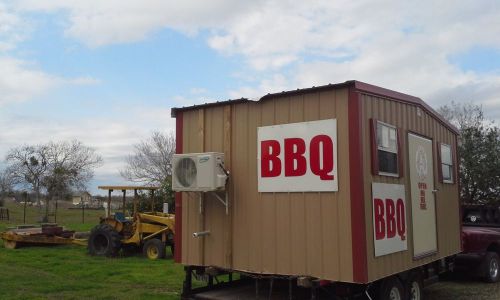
[0,198,104,231]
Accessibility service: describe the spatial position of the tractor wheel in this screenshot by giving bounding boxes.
[143,239,166,260]
[88,224,122,257]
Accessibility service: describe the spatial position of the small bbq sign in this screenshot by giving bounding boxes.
[372,183,407,257]
[257,119,338,192]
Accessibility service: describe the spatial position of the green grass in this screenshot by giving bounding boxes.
[0,200,186,299]
[4,200,500,299]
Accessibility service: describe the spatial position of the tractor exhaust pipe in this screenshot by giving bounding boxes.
[193,231,210,238]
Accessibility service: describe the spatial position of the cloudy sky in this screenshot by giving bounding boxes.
[1,0,500,194]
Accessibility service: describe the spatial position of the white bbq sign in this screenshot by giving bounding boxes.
[372,183,408,257]
[257,119,338,192]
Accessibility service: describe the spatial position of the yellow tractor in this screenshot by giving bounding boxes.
[88,186,175,259]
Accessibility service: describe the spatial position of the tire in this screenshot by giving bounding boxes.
[143,239,166,260]
[483,252,500,283]
[379,277,406,300]
[88,224,122,257]
[405,271,424,300]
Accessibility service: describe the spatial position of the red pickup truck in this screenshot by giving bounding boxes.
[456,205,500,283]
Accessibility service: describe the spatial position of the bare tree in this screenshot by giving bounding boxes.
[6,145,49,209]
[120,131,175,185]
[43,140,103,199]
[438,101,485,129]
[0,167,16,205]
[5,140,103,219]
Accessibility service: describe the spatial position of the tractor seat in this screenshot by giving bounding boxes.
[114,212,131,223]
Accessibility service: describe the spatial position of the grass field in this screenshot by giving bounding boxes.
[0,199,186,300]
[2,199,500,299]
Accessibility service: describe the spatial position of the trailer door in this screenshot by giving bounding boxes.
[408,133,438,258]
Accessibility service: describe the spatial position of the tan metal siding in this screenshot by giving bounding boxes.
[182,88,354,282]
[361,94,461,282]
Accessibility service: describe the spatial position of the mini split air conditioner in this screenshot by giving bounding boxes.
[172,152,227,192]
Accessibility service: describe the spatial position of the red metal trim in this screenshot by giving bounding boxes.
[369,119,379,175]
[174,111,183,263]
[348,88,368,283]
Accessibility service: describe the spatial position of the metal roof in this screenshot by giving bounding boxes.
[171,80,458,135]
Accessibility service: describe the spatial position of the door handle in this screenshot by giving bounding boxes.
[432,190,438,193]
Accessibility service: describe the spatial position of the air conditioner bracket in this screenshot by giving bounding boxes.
[210,191,229,215]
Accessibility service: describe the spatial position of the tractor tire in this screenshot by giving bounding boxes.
[143,239,166,260]
[88,224,122,257]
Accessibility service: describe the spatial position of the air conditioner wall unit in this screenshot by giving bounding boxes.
[172,152,227,192]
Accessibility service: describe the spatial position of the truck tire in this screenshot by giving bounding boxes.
[143,239,166,259]
[88,224,122,257]
[483,252,500,283]
[405,271,424,300]
[379,277,406,300]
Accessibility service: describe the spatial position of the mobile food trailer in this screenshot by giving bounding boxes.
[171,80,461,299]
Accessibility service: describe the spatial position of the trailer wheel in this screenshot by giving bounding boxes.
[379,277,405,300]
[143,239,166,259]
[88,224,122,257]
[405,271,424,300]
[483,252,500,283]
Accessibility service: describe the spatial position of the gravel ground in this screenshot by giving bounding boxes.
[426,274,500,300]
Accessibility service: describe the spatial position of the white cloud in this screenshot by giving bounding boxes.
[16,0,265,47]
[0,57,59,105]
[0,57,101,106]
[0,3,27,52]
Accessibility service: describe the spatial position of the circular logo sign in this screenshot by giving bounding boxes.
[415,146,428,180]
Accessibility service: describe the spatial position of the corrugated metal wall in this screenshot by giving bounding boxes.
[360,93,461,282]
[179,86,461,284]
[181,88,355,282]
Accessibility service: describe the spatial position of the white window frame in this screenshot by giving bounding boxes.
[440,143,453,184]
[376,121,399,177]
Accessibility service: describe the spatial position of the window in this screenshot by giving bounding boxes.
[372,120,400,176]
[440,143,453,183]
